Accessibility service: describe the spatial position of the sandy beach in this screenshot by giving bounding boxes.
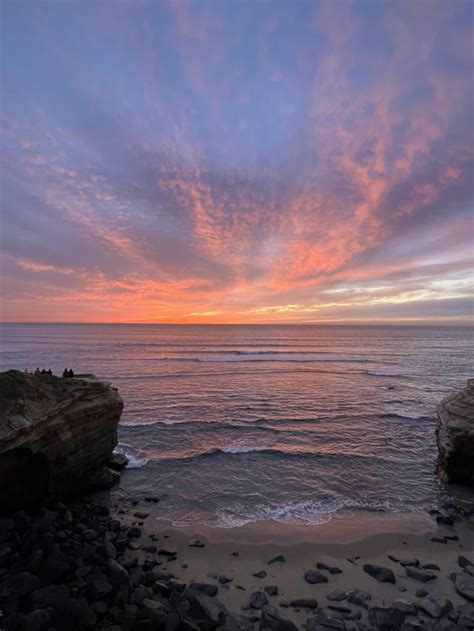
[102,493,474,628]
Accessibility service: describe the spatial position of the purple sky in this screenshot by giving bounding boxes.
[1,0,473,323]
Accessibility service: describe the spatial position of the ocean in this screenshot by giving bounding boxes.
[1,323,473,527]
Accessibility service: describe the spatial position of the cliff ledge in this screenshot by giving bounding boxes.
[437,378,474,486]
[0,369,124,511]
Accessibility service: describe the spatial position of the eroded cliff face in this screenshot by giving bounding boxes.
[0,370,124,510]
[437,379,474,486]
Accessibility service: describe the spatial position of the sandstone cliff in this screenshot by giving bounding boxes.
[437,378,474,486]
[0,370,124,511]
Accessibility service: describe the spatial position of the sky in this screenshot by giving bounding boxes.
[1,0,473,324]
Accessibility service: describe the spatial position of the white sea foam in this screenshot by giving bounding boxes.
[114,443,149,469]
[212,498,403,528]
[219,438,274,454]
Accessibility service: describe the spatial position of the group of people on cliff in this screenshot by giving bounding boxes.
[28,368,75,378]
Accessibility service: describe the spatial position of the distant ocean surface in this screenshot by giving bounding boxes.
[1,324,473,527]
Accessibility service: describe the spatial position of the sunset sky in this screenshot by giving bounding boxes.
[1,0,473,324]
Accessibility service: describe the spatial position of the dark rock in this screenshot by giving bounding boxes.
[86,576,113,600]
[347,589,371,608]
[190,592,227,625]
[368,606,406,630]
[455,572,474,601]
[249,591,268,609]
[216,613,252,630]
[416,588,429,597]
[107,452,129,471]
[218,575,233,584]
[107,558,130,587]
[259,605,297,630]
[392,599,416,615]
[264,585,278,596]
[405,566,438,582]
[133,511,149,519]
[52,596,97,630]
[11,572,40,595]
[363,563,396,583]
[436,514,455,526]
[23,609,52,631]
[422,563,440,571]
[267,555,286,565]
[128,527,141,539]
[457,603,474,627]
[306,611,346,630]
[289,598,318,609]
[459,555,474,569]
[31,584,68,608]
[418,592,453,618]
[326,590,346,603]
[304,569,328,584]
[188,539,205,548]
[431,537,447,544]
[316,562,342,574]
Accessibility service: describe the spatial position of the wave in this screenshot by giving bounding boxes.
[149,354,371,364]
[367,369,402,377]
[171,497,407,528]
[114,443,149,469]
[381,411,434,422]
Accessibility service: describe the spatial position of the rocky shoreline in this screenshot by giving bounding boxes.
[1,495,474,631]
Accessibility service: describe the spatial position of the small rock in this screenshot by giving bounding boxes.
[249,590,268,609]
[317,562,342,575]
[252,570,267,579]
[430,537,447,544]
[188,539,205,548]
[267,554,286,565]
[406,566,438,582]
[289,598,318,609]
[363,563,396,583]
[264,585,278,596]
[459,555,473,569]
[304,569,328,584]
[347,589,371,608]
[327,590,347,602]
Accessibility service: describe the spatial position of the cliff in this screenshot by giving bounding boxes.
[437,378,474,486]
[0,369,124,511]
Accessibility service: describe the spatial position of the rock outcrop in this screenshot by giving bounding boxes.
[437,378,474,485]
[0,370,124,511]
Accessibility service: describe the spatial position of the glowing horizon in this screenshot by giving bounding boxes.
[1,1,473,325]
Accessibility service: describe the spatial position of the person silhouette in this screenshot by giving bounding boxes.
[63,369,68,378]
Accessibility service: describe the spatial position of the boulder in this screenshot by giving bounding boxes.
[455,572,474,601]
[436,379,474,485]
[259,605,297,630]
[0,370,123,510]
[417,592,453,618]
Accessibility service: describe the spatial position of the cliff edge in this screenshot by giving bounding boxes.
[437,378,474,486]
[0,369,124,511]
